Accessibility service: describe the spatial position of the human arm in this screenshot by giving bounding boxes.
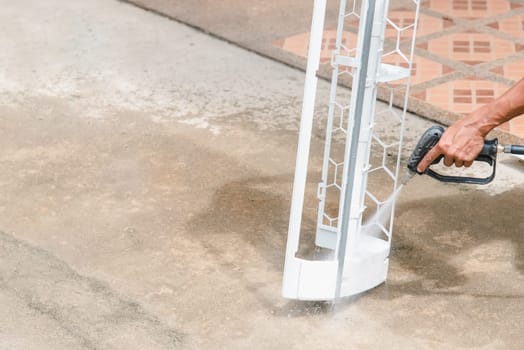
[417,78,524,172]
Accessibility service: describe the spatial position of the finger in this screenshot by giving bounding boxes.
[417,145,442,172]
[443,155,454,167]
[464,160,474,168]
[455,159,464,167]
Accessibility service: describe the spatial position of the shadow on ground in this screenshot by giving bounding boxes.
[187,173,524,314]
[383,187,524,296]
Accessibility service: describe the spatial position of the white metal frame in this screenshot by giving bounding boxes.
[282,0,421,300]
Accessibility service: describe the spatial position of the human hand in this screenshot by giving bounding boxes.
[416,119,486,172]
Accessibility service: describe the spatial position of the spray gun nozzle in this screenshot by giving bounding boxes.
[400,171,415,185]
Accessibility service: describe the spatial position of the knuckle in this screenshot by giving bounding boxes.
[464,155,475,162]
[456,151,467,160]
[438,139,450,150]
[448,145,459,156]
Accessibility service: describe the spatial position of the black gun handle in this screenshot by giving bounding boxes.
[407,125,445,174]
[427,138,498,185]
[477,139,498,165]
[406,125,500,185]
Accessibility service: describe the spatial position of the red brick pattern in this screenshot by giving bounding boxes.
[486,14,524,37]
[274,0,524,139]
[430,0,516,19]
[381,54,454,85]
[490,59,524,80]
[422,31,519,65]
[412,78,524,135]
[275,30,359,64]
[453,0,487,11]
[385,12,452,39]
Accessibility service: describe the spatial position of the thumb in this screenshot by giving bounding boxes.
[416,145,442,173]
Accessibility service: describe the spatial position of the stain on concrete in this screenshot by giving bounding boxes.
[187,176,291,266]
[388,187,524,296]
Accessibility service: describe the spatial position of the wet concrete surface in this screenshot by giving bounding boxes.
[1,0,524,349]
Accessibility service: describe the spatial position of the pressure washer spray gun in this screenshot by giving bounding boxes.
[402,125,524,185]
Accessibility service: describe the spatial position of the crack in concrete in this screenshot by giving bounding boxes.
[0,231,184,350]
[25,297,97,350]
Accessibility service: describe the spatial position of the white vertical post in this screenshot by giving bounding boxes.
[282,0,327,298]
[337,0,390,297]
[314,0,348,249]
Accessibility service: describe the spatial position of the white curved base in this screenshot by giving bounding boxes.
[282,235,389,301]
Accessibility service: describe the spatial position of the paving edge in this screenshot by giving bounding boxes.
[119,0,524,144]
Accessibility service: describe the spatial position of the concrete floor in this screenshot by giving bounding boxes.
[1,0,524,349]
[123,0,524,143]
